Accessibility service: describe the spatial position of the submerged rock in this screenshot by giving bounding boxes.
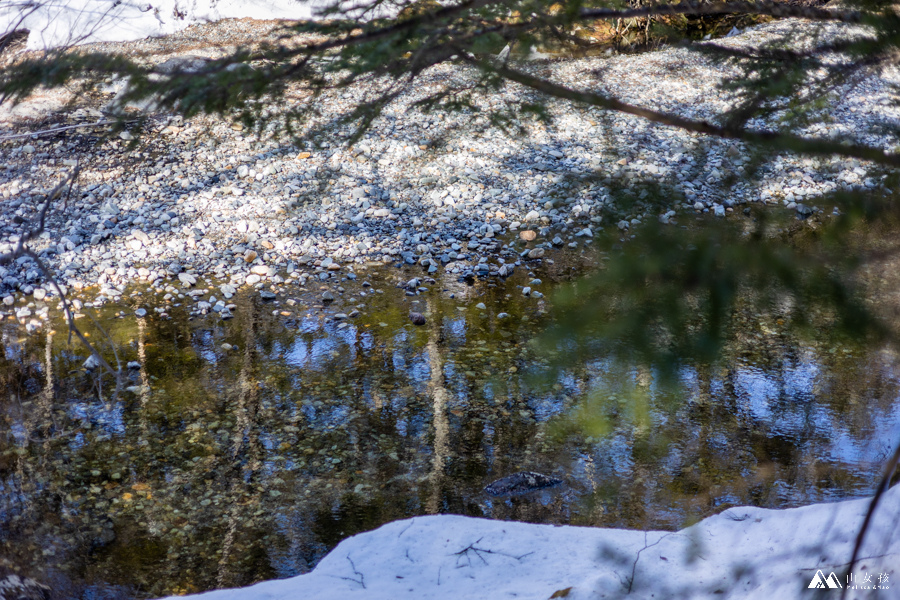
[83,354,102,370]
[484,471,563,497]
[409,311,426,326]
[0,573,52,600]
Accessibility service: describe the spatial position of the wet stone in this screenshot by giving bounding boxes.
[0,574,52,600]
[484,472,564,497]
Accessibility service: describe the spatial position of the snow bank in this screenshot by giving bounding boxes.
[164,486,900,600]
[0,0,326,50]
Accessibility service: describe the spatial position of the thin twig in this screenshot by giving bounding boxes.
[627,531,676,593]
[337,555,365,589]
[840,439,900,600]
[23,248,116,378]
[453,537,534,568]
[0,119,133,142]
[0,166,119,383]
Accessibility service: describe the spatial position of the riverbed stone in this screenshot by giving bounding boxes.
[0,17,877,317]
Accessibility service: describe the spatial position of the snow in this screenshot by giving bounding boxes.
[0,0,326,50]
[163,486,900,600]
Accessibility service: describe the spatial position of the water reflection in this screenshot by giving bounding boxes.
[0,264,897,598]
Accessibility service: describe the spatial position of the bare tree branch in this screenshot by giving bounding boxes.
[463,56,900,167]
[578,0,865,24]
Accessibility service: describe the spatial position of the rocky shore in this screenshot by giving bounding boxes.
[0,17,896,328]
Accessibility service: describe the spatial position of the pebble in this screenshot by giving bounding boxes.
[135,308,147,317]
[0,17,890,315]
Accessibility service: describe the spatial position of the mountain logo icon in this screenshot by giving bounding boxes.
[808,570,843,589]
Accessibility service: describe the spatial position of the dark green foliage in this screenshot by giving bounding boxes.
[542,203,890,386]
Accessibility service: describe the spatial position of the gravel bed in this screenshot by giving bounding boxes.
[0,17,897,328]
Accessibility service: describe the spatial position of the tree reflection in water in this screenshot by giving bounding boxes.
[0,264,897,599]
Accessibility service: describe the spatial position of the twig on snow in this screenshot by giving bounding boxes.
[453,537,534,568]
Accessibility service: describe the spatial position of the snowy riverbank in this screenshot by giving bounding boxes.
[163,484,899,599]
[1,0,323,50]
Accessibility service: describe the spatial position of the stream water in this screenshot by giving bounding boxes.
[1,251,899,598]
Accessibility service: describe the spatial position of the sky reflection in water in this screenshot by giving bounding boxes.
[0,269,897,598]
